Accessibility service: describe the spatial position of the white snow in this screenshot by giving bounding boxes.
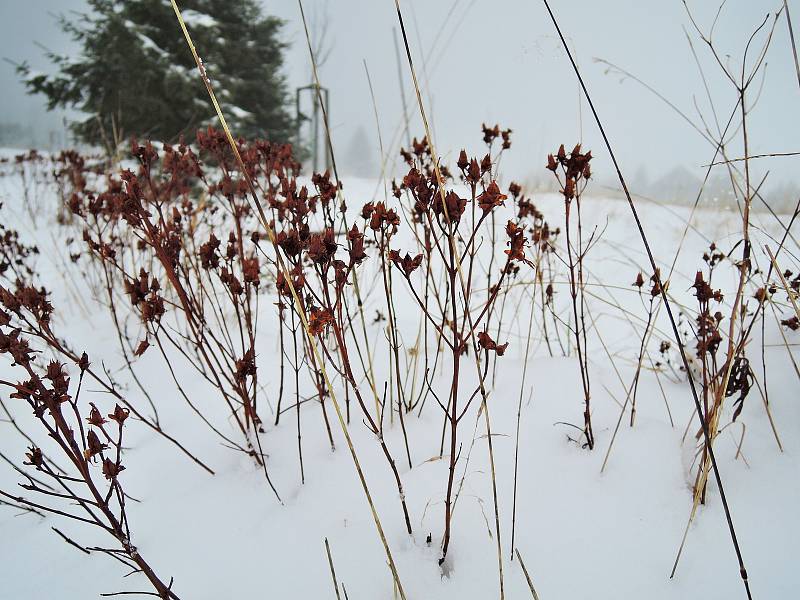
[226,105,253,119]
[166,63,192,79]
[124,19,168,58]
[135,32,168,58]
[180,10,218,29]
[21,69,45,83]
[0,160,797,599]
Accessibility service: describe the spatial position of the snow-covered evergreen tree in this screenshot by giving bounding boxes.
[17,0,294,146]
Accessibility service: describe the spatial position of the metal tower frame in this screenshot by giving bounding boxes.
[295,84,331,174]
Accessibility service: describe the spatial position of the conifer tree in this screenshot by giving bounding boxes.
[17,0,294,146]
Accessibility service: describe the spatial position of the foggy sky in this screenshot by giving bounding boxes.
[1,0,797,198]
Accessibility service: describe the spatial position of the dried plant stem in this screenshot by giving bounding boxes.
[767,246,800,321]
[563,190,594,448]
[682,10,781,582]
[785,0,800,89]
[392,4,506,596]
[629,295,656,427]
[541,2,751,596]
[170,3,408,596]
[511,277,537,559]
[275,304,286,426]
[767,297,800,379]
[514,549,542,600]
[295,0,413,533]
[324,538,343,600]
[290,306,305,483]
[9,306,214,476]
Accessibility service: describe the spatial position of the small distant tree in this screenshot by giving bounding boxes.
[0,122,26,146]
[17,0,294,147]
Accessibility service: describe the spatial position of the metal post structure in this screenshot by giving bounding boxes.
[295,84,331,174]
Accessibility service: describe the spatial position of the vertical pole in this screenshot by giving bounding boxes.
[324,87,332,172]
[312,84,320,174]
[295,87,302,153]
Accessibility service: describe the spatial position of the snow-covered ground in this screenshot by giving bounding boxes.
[0,154,798,599]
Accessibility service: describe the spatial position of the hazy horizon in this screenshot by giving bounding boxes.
[1,0,797,205]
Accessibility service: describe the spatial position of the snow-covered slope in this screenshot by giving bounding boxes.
[0,160,797,599]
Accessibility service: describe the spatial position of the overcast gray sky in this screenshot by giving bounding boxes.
[1,1,797,198]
